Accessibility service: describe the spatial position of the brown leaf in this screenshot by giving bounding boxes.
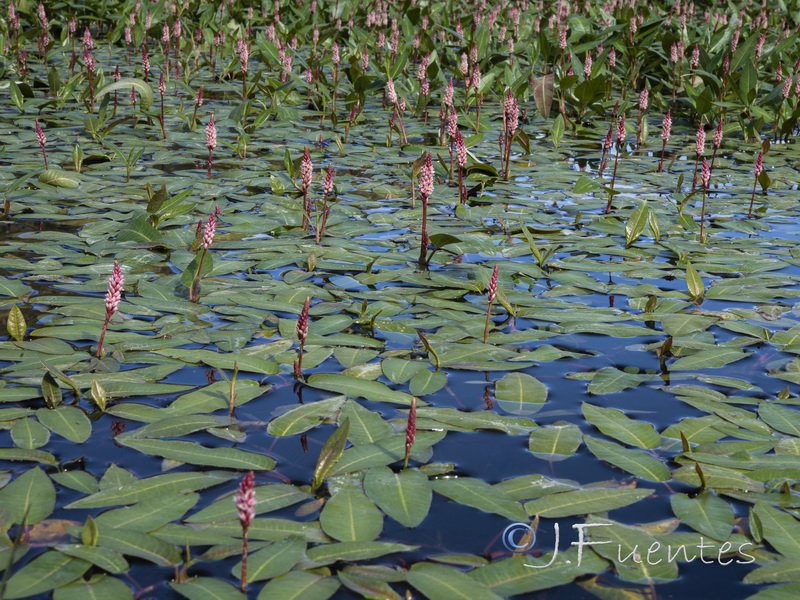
[531,74,554,119]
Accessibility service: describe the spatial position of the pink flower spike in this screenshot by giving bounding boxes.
[701,158,711,189]
[418,153,434,200]
[206,114,217,150]
[403,397,417,468]
[601,122,613,151]
[141,45,150,79]
[455,130,467,169]
[487,264,499,303]
[713,121,723,150]
[84,48,95,73]
[202,213,216,250]
[238,38,249,73]
[617,114,626,146]
[234,471,255,530]
[35,118,48,168]
[35,119,46,151]
[696,125,706,157]
[755,34,766,62]
[639,88,649,112]
[301,147,313,191]
[754,152,764,177]
[323,164,334,197]
[297,297,310,344]
[444,78,454,107]
[105,260,124,317]
[661,110,672,142]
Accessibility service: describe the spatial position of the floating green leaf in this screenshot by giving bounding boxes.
[320,486,384,542]
[364,466,432,528]
[117,439,276,470]
[671,492,734,541]
[495,373,548,415]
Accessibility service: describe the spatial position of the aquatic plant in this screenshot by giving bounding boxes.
[96,260,123,358]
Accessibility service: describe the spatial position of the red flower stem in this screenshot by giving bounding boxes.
[748,176,758,218]
[700,188,707,243]
[160,95,166,139]
[605,150,621,214]
[240,524,249,593]
[418,196,428,267]
[96,311,111,357]
[190,247,208,303]
[483,300,493,344]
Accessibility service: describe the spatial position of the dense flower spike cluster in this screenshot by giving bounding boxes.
[104,261,124,317]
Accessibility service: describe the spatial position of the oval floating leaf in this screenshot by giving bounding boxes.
[267,396,346,437]
[584,436,671,481]
[38,169,80,188]
[671,492,734,541]
[431,478,527,521]
[528,422,582,459]
[3,552,90,599]
[171,578,246,600]
[495,373,548,415]
[36,406,91,443]
[408,563,503,600]
[11,417,50,449]
[256,572,339,600]
[582,403,661,449]
[232,537,306,582]
[320,486,383,542]
[0,466,56,524]
[364,466,432,528]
